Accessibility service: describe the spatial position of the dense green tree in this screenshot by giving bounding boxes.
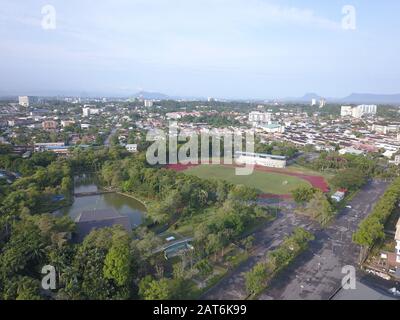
[228,184,258,201]
[353,177,400,251]
[195,259,213,277]
[330,168,367,191]
[305,191,335,226]
[291,186,318,204]
[2,276,42,300]
[139,277,171,300]
[244,228,314,296]
[104,233,132,286]
[245,262,267,295]
[0,221,46,278]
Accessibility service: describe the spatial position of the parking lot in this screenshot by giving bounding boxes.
[201,202,318,300]
[259,179,390,300]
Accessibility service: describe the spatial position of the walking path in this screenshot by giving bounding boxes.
[259,180,389,300]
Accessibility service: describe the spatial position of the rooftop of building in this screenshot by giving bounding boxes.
[235,151,287,160]
[262,123,282,129]
[74,209,132,242]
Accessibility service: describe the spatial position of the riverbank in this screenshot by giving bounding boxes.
[60,174,147,226]
[115,191,148,210]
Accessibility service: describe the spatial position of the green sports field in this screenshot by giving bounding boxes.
[184,165,311,195]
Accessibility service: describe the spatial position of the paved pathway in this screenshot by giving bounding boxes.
[201,206,317,300]
[201,180,389,300]
[259,180,389,300]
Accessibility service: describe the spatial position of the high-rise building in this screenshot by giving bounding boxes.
[319,98,326,108]
[341,106,353,117]
[18,96,30,107]
[340,105,377,118]
[352,105,377,118]
[248,111,272,127]
[81,105,101,117]
[311,99,317,106]
[144,100,154,107]
[357,104,377,115]
[82,107,90,117]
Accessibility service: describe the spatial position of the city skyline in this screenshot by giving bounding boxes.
[1,0,400,99]
[1,1,400,304]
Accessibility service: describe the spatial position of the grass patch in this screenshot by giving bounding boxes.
[184,164,311,195]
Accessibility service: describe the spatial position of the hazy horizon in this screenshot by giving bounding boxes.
[1,0,400,99]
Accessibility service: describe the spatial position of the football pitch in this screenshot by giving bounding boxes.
[183,164,311,195]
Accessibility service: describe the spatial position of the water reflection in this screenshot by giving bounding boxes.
[58,174,146,228]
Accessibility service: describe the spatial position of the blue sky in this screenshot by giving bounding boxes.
[1,0,400,99]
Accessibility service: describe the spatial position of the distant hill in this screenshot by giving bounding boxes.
[282,92,400,105]
[339,93,400,104]
[300,93,322,101]
[134,91,170,100]
[282,92,322,103]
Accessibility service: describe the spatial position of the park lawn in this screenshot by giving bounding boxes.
[184,164,311,195]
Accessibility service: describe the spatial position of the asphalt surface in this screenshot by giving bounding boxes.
[332,274,400,300]
[201,203,318,300]
[104,128,117,146]
[259,179,390,300]
[201,179,390,300]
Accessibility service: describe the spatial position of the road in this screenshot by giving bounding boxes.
[201,179,389,300]
[258,179,390,300]
[104,128,117,146]
[201,202,319,300]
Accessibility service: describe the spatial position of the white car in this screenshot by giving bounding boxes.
[345,205,352,209]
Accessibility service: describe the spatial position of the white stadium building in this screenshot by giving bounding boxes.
[235,151,287,168]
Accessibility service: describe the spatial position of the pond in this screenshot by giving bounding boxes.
[56,174,146,228]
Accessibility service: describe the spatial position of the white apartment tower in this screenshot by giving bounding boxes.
[144,100,154,107]
[341,105,378,118]
[82,107,91,117]
[358,104,377,114]
[353,105,377,118]
[248,111,272,127]
[18,96,30,107]
[341,106,353,117]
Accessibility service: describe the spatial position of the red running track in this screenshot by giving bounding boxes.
[166,163,330,199]
[166,163,200,171]
[247,165,330,193]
